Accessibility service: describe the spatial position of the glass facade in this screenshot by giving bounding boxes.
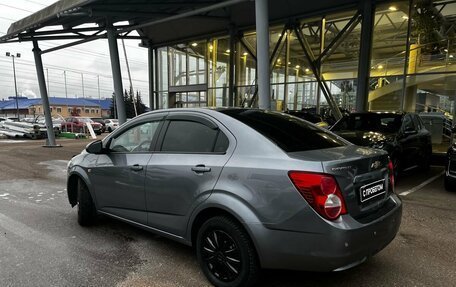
[153,0,456,152]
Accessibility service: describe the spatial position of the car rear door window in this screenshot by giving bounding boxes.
[161,120,225,153]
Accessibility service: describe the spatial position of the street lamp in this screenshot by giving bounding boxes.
[5,52,21,119]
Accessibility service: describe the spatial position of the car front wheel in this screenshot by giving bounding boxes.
[196,216,259,287]
[77,179,97,226]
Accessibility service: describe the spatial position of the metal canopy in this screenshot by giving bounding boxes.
[0,0,365,46]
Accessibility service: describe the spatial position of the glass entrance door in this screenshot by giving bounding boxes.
[174,91,207,108]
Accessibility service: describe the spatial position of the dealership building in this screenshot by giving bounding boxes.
[0,0,454,149]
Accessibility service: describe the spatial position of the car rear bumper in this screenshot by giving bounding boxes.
[248,194,402,272]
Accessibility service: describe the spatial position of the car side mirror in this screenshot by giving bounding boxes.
[86,140,104,154]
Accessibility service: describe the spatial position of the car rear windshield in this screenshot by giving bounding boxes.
[219,109,347,152]
[332,113,402,133]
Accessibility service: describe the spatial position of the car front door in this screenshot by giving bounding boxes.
[144,113,234,236]
[90,116,164,224]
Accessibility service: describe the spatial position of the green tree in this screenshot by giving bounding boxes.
[109,89,148,119]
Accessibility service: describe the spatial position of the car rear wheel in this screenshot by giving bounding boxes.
[444,176,456,192]
[196,216,259,287]
[77,179,97,226]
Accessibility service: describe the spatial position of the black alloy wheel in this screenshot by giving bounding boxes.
[202,230,241,282]
[196,216,259,287]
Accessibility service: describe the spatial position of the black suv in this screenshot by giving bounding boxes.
[331,112,432,178]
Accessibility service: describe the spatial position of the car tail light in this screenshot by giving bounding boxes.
[388,160,395,192]
[288,171,347,220]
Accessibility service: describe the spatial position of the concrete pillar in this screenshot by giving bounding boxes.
[107,27,127,124]
[356,0,375,112]
[255,0,271,110]
[148,45,155,110]
[32,41,57,147]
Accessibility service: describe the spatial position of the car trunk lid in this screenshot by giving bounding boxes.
[288,145,393,220]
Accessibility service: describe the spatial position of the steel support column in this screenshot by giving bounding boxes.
[107,27,127,124]
[228,28,236,107]
[401,1,413,111]
[356,0,375,112]
[255,0,271,110]
[316,18,326,114]
[294,26,342,120]
[154,48,161,109]
[148,45,155,110]
[32,41,57,147]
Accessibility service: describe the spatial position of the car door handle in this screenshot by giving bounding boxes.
[191,165,211,174]
[130,164,143,171]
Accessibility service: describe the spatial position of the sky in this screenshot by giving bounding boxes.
[0,0,150,105]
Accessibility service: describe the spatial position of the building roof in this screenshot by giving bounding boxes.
[0,98,41,110]
[0,97,101,110]
[85,98,112,110]
[47,97,100,107]
[0,0,386,47]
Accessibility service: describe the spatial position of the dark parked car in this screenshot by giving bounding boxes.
[331,112,432,178]
[67,108,401,287]
[444,140,456,191]
[90,117,106,133]
[61,117,103,135]
[285,110,328,128]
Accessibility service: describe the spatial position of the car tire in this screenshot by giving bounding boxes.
[196,216,259,287]
[77,179,97,226]
[444,176,456,192]
[108,127,112,133]
[419,147,432,171]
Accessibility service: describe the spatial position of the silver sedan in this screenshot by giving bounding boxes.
[67,108,402,287]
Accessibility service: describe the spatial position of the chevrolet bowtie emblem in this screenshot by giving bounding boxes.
[371,160,382,170]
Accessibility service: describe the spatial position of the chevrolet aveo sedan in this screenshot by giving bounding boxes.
[67,108,402,287]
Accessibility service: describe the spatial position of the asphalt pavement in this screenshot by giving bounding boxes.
[0,138,455,287]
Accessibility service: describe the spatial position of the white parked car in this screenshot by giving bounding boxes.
[104,119,119,132]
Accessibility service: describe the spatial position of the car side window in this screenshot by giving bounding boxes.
[161,120,226,153]
[402,115,416,131]
[109,121,160,153]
